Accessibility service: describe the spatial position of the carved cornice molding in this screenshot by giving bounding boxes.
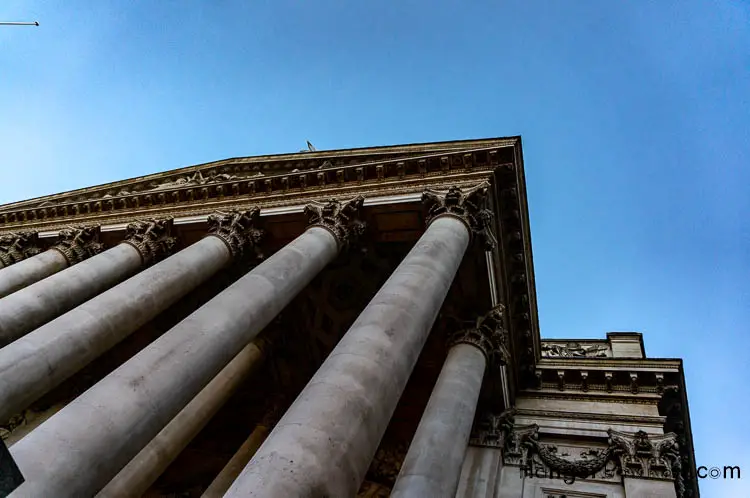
[471,410,685,497]
[121,218,177,265]
[206,208,264,259]
[449,304,509,367]
[0,147,512,234]
[422,182,497,250]
[304,196,366,250]
[49,225,104,266]
[0,231,42,267]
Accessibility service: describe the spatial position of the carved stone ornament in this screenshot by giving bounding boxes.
[608,429,684,496]
[206,208,264,259]
[541,342,609,358]
[303,196,366,250]
[50,225,105,266]
[421,182,497,250]
[471,410,684,497]
[121,218,177,265]
[449,304,509,366]
[0,231,42,267]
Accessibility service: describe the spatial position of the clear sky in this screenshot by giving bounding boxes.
[1,1,748,496]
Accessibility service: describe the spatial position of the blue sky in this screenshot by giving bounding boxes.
[1,1,748,496]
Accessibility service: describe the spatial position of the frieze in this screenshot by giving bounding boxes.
[121,218,177,265]
[541,342,610,358]
[0,231,42,267]
[304,196,366,250]
[471,410,684,495]
[49,225,105,265]
[422,182,497,250]
[206,208,264,259]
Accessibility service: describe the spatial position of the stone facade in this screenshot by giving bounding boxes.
[0,137,698,497]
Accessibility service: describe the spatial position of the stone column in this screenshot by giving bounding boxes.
[0,220,174,347]
[0,211,258,423]
[0,226,101,299]
[391,306,507,498]
[7,197,365,498]
[225,183,496,498]
[96,338,270,498]
[200,401,283,498]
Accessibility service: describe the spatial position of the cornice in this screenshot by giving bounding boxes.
[537,359,681,371]
[515,408,667,426]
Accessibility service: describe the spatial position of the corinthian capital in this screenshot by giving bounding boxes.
[449,304,509,366]
[608,429,682,484]
[0,231,42,267]
[51,225,104,265]
[207,208,264,259]
[422,182,497,250]
[304,196,366,250]
[123,218,177,265]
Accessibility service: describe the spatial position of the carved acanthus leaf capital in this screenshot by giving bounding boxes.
[123,218,177,265]
[207,208,264,259]
[449,304,509,366]
[304,196,366,250]
[421,182,497,250]
[0,231,42,267]
[608,429,682,486]
[50,225,104,265]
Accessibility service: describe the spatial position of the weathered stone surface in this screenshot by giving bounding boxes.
[0,231,41,268]
[225,215,471,497]
[0,235,231,423]
[0,249,68,299]
[8,226,339,497]
[0,243,143,348]
[96,340,268,498]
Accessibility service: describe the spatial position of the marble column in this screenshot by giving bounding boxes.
[96,338,270,498]
[0,220,175,348]
[391,306,507,498]
[0,226,101,299]
[225,183,496,498]
[7,197,365,498]
[0,211,257,423]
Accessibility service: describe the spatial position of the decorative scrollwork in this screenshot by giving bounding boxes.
[304,196,366,250]
[609,429,683,492]
[122,218,177,265]
[449,304,509,366]
[421,182,497,250]
[50,225,104,265]
[0,231,42,267]
[206,208,264,259]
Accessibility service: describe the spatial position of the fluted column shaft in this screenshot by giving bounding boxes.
[226,215,471,498]
[391,343,486,497]
[8,226,341,497]
[0,249,68,299]
[0,233,228,423]
[96,339,269,498]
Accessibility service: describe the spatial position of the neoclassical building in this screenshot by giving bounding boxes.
[0,137,698,498]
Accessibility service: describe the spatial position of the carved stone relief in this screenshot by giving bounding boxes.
[206,208,264,259]
[49,225,105,265]
[449,304,509,366]
[304,196,366,250]
[422,182,497,250]
[0,231,42,267]
[541,342,610,358]
[122,218,177,265]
